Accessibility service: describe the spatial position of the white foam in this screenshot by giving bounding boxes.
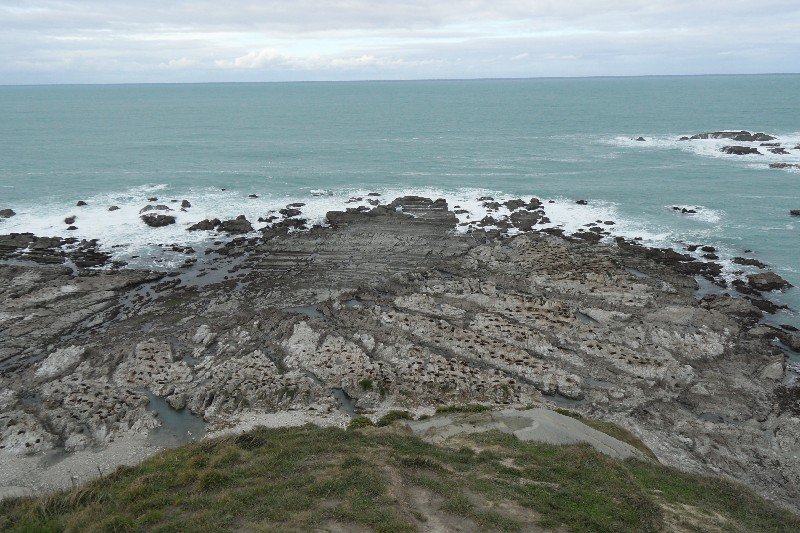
[0,183,762,282]
[606,132,800,170]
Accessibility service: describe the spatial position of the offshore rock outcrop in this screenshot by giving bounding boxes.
[1,196,799,512]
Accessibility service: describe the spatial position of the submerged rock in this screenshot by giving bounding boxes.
[0,209,16,219]
[721,146,761,155]
[689,131,776,142]
[771,163,800,170]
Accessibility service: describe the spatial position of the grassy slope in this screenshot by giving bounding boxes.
[1,422,797,532]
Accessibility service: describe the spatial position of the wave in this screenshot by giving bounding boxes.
[606,131,800,171]
[0,182,742,278]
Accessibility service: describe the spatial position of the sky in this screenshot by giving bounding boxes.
[1,1,799,84]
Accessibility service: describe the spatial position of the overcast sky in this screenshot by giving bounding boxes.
[2,1,799,84]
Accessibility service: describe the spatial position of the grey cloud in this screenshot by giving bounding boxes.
[0,1,798,83]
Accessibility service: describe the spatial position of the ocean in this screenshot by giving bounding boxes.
[1,75,798,321]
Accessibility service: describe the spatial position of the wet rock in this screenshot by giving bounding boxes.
[700,246,716,253]
[770,163,800,170]
[791,210,800,216]
[0,209,15,219]
[733,257,768,269]
[635,136,646,141]
[576,200,588,205]
[504,199,526,211]
[108,206,120,212]
[769,147,790,155]
[148,197,158,202]
[747,272,792,292]
[66,226,77,231]
[721,146,761,155]
[280,208,302,218]
[367,193,381,197]
[181,200,192,208]
[76,201,87,207]
[187,218,221,231]
[141,214,176,228]
[509,210,540,231]
[64,216,76,225]
[218,215,253,234]
[248,194,259,198]
[139,205,172,214]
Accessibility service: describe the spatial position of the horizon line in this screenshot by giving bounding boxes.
[1,72,799,88]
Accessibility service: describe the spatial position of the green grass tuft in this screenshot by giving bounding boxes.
[375,410,414,427]
[1,423,797,532]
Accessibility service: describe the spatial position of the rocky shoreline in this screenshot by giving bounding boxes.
[1,195,800,512]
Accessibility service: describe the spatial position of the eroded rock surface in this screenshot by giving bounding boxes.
[1,197,799,513]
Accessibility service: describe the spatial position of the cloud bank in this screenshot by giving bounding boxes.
[1,1,798,84]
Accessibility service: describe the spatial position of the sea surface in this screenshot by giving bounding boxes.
[1,75,798,321]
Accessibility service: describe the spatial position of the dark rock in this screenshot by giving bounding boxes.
[679,136,690,141]
[733,257,768,269]
[188,218,221,231]
[791,210,800,216]
[218,215,253,234]
[635,137,646,141]
[367,193,381,197]
[603,221,615,225]
[141,214,176,228]
[771,163,800,170]
[108,206,120,212]
[76,201,87,206]
[748,272,792,292]
[760,143,780,147]
[66,226,77,231]
[477,196,494,202]
[288,203,306,208]
[181,200,192,208]
[504,199,526,211]
[571,231,602,242]
[526,198,543,210]
[482,201,501,210]
[576,200,588,205]
[64,216,76,225]
[478,216,497,227]
[721,146,761,155]
[701,246,716,253]
[148,197,158,202]
[686,245,699,252]
[509,211,540,231]
[0,209,15,219]
[702,253,719,260]
[690,131,776,142]
[248,194,259,198]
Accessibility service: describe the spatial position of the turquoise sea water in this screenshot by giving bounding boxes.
[0,76,798,317]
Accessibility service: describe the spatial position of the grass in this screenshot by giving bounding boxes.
[1,423,797,532]
[554,408,658,460]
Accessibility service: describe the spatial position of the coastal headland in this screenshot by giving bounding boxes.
[1,194,799,518]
